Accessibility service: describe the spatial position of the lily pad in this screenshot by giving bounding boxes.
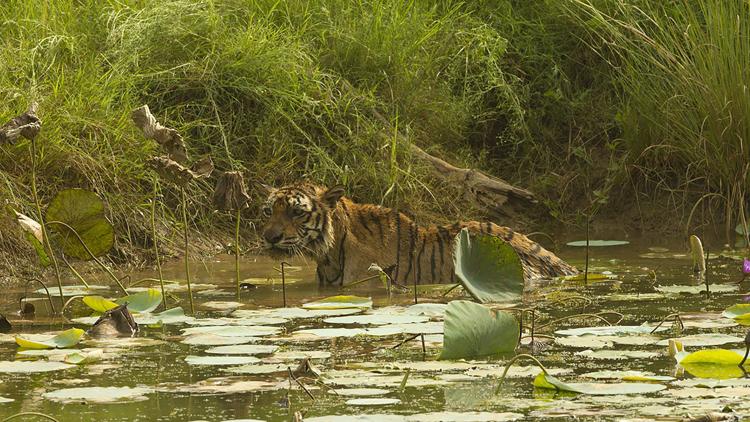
[0,361,74,373]
[202,301,244,311]
[562,273,610,282]
[453,228,524,303]
[580,370,674,382]
[43,386,152,403]
[555,325,665,336]
[656,334,744,347]
[723,304,750,320]
[205,345,278,355]
[323,314,429,325]
[566,240,630,247]
[181,326,279,337]
[439,300,519,360]
[184,355,260,366]
[655,284,738,294]
[15,328,85,349]
[225,364,288,375]
[346,398,402,406]
[181,335,258,346]
[45,188,114,260]
[337,388,390,396]
[575,349,659,360]
[533,372,666,395]
[302,296,373,310]
[36,285,109,297]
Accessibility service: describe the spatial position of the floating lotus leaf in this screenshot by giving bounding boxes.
[439,300,519,360]
[336,388,391,396]
[36,285,109,297]
[453,228,524,303]
[555,325,666,336]
[323,314,429,325]
[45,189,114,260]
[723,304,750,320]
[205,345,278,355]
[15,328,85,349]
[580,370,674,382]
[184,355,260,366]
[181,325,279,337]
[656,334,744,347]
[225,364,288,375]
[302,296,373,310]
[181,334,258,346]
[346,398,401,406]
[566,240,630,247]
[562,273,610,282]
[43,386,152,403]
[655,284,738,294]
[533,372,666,395]
[0,361,74,373]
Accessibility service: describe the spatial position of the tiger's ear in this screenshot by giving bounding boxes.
[321,185,345,208]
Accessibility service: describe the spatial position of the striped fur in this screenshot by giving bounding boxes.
[260,183,578,286]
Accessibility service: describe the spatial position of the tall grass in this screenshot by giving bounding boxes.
[567,0,750,227]
[0,0,529,262]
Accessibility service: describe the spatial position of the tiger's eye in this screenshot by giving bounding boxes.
[262,206,272,217]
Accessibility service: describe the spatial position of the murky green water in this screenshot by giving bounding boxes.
[1,235,749,421]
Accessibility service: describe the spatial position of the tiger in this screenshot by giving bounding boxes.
[259,182,578,286]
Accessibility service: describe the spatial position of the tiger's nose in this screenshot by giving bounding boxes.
[263,227,284,244]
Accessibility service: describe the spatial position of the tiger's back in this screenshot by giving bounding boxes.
[259,183,578,286]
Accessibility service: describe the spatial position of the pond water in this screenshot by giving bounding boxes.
[1,234,749,421]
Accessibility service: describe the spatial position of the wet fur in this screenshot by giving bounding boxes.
[261,183,578,286]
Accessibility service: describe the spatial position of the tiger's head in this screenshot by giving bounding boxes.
[259,183,345,259]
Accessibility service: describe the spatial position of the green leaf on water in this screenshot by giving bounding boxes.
[115,288,162,313]
[533,372,666,395]
[439,300,518,360]
[15,328,85,349]
[565,240,630,247]
[723,304,750,320]
[453,228,524,303]
[562,273,610,282]
[45,188,114,260]
[302,295,373,310]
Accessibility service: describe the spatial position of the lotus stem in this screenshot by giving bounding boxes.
[495,353,550,394]
[584,216,590,285]
[45,220,127,295]
[29,138,64,309]
[180,187,194,315]
[399,368,411,391]
[440,283,462,297]
[151,177,167,310]
[280,261,288,307]
[287,367,315,401]
[391,333,420,349]
[650,313,684,334]
[739,331,750,367]
[60,253,90,288]
[235,208,241,300]
[3,412,60,422]
[536,313,613,330]
[60,295,84,319]
[27,277,56,314]
[342,274,380,289]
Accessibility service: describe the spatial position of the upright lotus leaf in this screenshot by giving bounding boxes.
[0,103,40,144]
[15,328,85,349]
[83,296,119,313]
[212,171,250,211]
[45,189,114,260]
[689,235,705,273]
[439,300,519,360]
[12,210,50,266]
[453,228,524,303]
[115,289,163,313]
[132,105,188,163]
[0,314,10,333]
[669,339,748,366]
[302,296,373,310]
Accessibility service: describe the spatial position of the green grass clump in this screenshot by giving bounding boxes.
[567,0,750,225]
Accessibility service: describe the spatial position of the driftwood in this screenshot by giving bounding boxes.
[371,110,537,218]
[0,103,41,144]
